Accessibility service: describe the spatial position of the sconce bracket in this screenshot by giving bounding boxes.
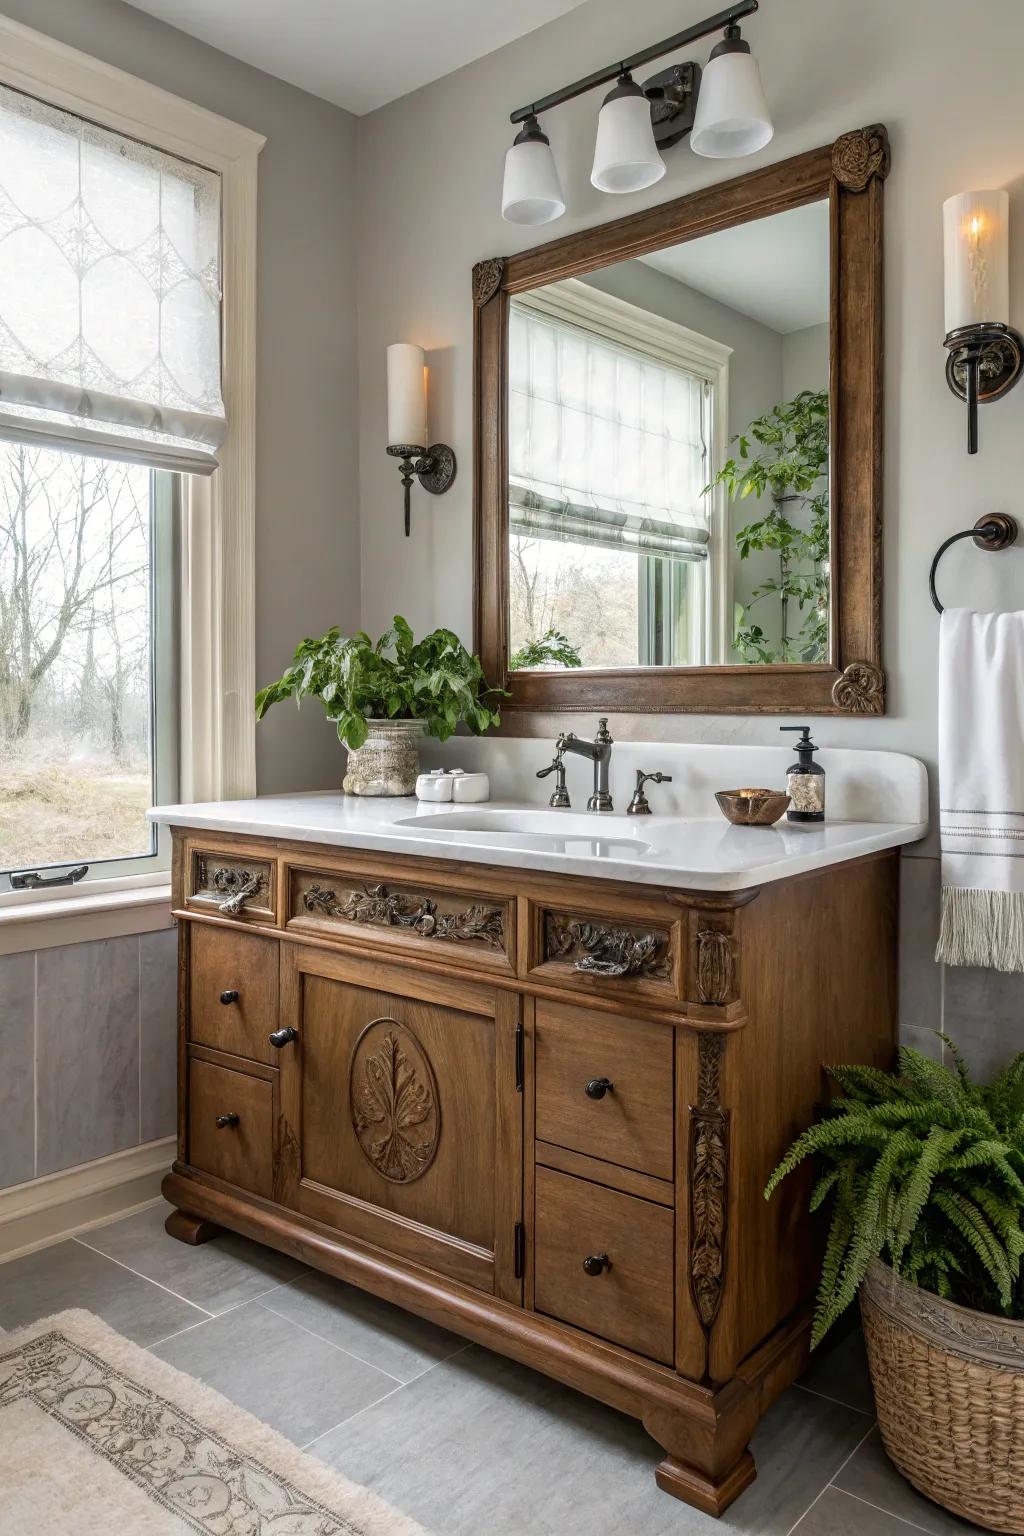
[943,322,1024,454]
[387,442,457,535]
[642,61,700,150]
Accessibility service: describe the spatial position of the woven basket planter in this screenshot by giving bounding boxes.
[861,1259,1024,1533]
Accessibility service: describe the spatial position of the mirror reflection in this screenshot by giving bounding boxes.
[507,199,830,671]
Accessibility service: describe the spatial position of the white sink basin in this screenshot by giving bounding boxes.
[393,807,656,859]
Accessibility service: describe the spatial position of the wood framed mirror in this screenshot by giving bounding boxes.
[473,125,889,716]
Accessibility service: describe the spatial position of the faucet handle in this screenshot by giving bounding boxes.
[627,769,672,816]
[595,717,613,743]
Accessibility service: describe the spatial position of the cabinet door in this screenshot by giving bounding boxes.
[278,945,522,1300]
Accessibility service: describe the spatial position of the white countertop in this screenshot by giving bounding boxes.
[149,791,927,893]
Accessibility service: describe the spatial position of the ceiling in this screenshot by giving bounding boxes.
[121,0,590,115]
[639,201,831,334]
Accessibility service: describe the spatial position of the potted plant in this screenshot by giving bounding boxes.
[255,616,503,796]
[704,388,829,664]
[767,1041,1024,1533]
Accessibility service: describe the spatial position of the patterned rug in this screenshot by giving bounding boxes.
[0,1309,425,1535]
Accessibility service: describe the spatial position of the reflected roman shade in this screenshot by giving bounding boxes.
[0,83,225,474]
[508,301,710,562]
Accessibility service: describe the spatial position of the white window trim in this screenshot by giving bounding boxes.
[0,16,265,942]
[512,279,733,664]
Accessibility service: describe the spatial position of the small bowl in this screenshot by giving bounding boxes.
[715,788,791,826]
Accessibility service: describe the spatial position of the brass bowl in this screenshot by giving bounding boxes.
[715,788,791,827]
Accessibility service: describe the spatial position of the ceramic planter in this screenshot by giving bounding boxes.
[342,718,427,797]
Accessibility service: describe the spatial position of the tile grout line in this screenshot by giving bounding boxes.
[253,1298,407,1386]
[784,1421,877,1536]
[832,1485,941,1534]
[145,1283,302,1349]
[72,1235,213,1317]
[299,1379,410,1452]
[793,1381,874,1418]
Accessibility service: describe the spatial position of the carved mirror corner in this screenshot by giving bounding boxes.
[473,125,889,716]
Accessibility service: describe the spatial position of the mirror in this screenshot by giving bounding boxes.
[474,126,889,716]
[507,200,830,672]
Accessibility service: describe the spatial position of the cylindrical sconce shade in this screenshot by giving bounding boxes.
[943,190,1010,333]
[591,74,665,195]
[690,28,773,159]
[502,117,565,226]
[387,343,427,449]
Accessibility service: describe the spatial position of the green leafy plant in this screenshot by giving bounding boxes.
[509,628,583,671]
[766,1040,1024,1346]
[255,616,503,750]
[705,389,829,664]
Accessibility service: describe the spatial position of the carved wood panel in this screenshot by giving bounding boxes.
[292,873,506,953]
[189,852,274,919]
[543,912,672,980]
[696,928,735,1006]
[349,1017,440,1184]
[689,1032,729,1333]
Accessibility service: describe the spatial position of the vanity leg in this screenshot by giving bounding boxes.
[165,1208,222,1246]
[643,1382,759,1517]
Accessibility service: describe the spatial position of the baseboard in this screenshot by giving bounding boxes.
[0,1137,175,1263]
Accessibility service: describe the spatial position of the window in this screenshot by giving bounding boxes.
[0,444,178,893]
[507,282,728,670]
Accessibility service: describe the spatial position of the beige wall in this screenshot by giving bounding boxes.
[2,0,361,793]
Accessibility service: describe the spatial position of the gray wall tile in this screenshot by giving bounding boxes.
[36,936,140,1176]
[898,855,941,1034]
[0,951,36,1189]
[943,963,1024,1081]
[140,928,178,1142]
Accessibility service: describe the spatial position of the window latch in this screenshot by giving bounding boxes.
[10,864,89,891]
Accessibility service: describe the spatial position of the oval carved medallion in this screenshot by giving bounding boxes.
[349,1017,440,1184]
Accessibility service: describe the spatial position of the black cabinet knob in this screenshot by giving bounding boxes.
[582,1253,610,1276]
[220,989,239,1005]
[215,1113,240,1129]
[268,1026,299,1049]
[585,1077,614,1100]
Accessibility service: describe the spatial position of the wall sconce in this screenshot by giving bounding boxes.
[386,343,457,536]
[943,190,1024,454]
[500,0,771,228]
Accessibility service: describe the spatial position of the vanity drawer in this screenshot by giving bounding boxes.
[534,1166,674,1364]
[531,903,679,1000]
[188,1056,273,1199]
[535,1001,674,1180]
[189,924,280,1065]
[187,845,277,924]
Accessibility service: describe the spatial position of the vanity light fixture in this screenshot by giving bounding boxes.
[385,342,457,536]
[501,0,771,225]
[942,190,1024,454]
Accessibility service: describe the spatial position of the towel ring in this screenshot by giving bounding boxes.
[928,513,1018,613]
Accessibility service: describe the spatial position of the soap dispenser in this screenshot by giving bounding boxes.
[780,726,825,823]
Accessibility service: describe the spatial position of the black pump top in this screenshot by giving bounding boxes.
[780,725,821,766]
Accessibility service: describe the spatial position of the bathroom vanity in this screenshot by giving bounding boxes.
[153,746,925,1517]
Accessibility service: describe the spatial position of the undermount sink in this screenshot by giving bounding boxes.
[392,807,656,859]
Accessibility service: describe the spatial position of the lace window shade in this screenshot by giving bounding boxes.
[0,83,225,474]
[508,302,710,563]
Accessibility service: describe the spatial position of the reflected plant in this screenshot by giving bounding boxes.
[509,627,583,671]
[705,390,829,664]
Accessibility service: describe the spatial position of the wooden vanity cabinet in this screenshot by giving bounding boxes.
[164,829,898,1518]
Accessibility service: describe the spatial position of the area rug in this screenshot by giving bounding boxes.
[0,1309,426,1535]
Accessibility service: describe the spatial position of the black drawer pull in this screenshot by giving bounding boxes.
[220,989,239,1005]
[215,1113,240,1129]
[582,1253,610,1276]
[269,1026,299,1049]
[585,1077,614,1100]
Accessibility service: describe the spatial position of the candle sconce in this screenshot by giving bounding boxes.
[386,342,457,536]
[942,190,1024,455]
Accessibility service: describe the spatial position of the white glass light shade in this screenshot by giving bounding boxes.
[943,190,1010,333]
[690,47,773,159]
[502,137,565,226]
[591,78,665,195]
[386,343,427,449]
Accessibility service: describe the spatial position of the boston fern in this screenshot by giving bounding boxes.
[766,1041,1024,1345]
[255,616,503,750]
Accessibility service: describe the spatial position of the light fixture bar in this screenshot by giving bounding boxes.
[509,0,758,124]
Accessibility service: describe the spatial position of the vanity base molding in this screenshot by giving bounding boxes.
[163,826,898,1516]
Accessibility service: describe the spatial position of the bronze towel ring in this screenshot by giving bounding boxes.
[929,514,1018,613]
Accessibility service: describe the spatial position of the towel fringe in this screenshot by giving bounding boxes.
[936,886,1024,973]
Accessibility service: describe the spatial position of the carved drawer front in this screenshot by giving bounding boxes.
[288,867,512,970]
[188,848,276,924]
[533,906,676,998]
[189,924,280,1066]
[534,1166,674,1365]
[189,1056,273,1199]
[535,1002,674,1180]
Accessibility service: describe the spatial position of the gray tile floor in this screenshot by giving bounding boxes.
[0,1202,975,1535]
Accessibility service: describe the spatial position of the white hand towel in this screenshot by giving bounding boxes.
[936,607,1024,972]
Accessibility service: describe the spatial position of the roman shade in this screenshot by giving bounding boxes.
[0,82,226,474]
[508,300,710,563]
